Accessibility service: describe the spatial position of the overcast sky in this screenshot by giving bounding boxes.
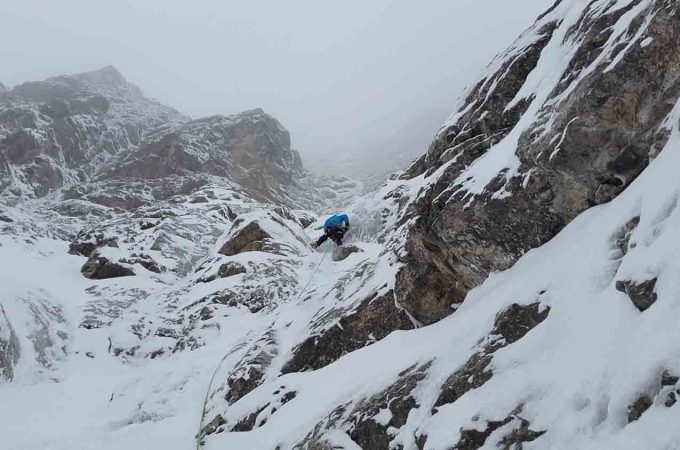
[0,0,552,176]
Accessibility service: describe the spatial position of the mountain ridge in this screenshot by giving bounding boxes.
[2,1,680,449]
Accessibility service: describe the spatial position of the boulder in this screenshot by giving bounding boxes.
[662,370,679,387]
[139,219,160,230]
[217,211,308,257]
[331,245,363,262]
[81,254,135,279]
[199,261,247,283]
[219,221,270,256]
[615,278,658,311]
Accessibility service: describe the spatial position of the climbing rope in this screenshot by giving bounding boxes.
[293,250,328,303]
[195,350,232,450]
[194,250,328,449]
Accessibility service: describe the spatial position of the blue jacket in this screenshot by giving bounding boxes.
[324,214,350,232]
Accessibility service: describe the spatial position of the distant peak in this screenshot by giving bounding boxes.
[95,65,123,77]
[244,107,265,115]
[77,65,127,85]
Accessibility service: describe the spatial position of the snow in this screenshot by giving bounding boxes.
[0,234,264,450]
[1,118,679,449]
[197,96,680,449]
[640,37,653,48]
[434,0,661,203]
[1,1,678,449]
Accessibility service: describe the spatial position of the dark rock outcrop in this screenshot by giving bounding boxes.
[0,66,183,197]
[661,370,679,387]
[100,109,304,205]
[436,303,549,408]
[220,330,278,408]
[0,305,20,382]
[492,302,550,344]
[347,363,430,450]
[394,1,680,325]
[331,245,363,262]
[615,278,658,311]
[81,254,135,279]
[121,253,164,274]
[69,232,118,257]
[219,221,271,256]
[199,261,247,283]
[217,262,247,278]
[450,414,544,450]
[627,395,653,423]
[281,291,413,374]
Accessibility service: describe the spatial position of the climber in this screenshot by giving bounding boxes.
[312,213,350,248]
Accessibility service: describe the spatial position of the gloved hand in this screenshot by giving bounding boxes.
[310,242,318,249]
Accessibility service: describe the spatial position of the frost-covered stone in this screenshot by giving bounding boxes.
[331,245,363,261]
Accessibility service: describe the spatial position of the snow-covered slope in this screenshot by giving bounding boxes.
[1,1,680,449]
[0,67,361,209]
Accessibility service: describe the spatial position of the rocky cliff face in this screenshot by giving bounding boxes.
[0,66,184,197]
[393,0,680,325]
[2,1,680,449]
[0,66,347,209]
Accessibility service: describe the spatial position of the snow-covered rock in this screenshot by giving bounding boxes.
[331,245,363,261]
[0,66,185,197]
[2,2,680,449]
[0,304,20,381]
[393,0,680,326]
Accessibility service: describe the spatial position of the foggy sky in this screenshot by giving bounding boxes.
[1,0,553,176]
